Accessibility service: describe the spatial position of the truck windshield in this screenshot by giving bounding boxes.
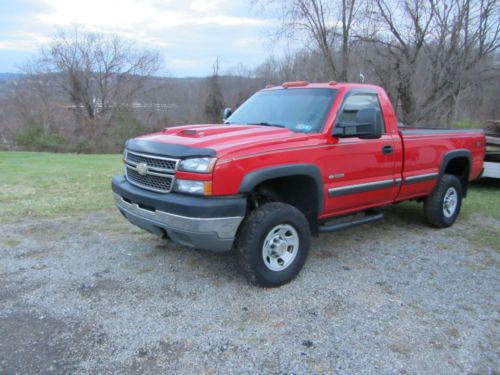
[226,88,338,133]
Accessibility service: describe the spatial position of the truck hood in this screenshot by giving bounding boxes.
[129,124,313,159]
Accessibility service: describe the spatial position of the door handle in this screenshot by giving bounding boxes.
[382,145,394,154]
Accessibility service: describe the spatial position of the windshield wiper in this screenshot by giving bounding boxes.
[247,122,286,128]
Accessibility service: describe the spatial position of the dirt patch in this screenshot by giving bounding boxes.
[0,312,97,374]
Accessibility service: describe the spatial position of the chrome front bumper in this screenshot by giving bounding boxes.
[114,193,244,251]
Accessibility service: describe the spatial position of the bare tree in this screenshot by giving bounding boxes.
[224,64,262,108]
[340,0,359,81]
[28,28,160,137]
[204,58,225,123]
[252,0,364,81]
[365,0,499,125]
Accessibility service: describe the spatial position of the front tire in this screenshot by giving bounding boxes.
[236,203,311,287]
[424,174,463,228]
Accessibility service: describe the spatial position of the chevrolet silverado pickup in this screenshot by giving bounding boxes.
[112,81,485,287]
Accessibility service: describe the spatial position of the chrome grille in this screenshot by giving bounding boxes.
[124,149,178,193]
[125,150,178,172]
[126,167,174,193]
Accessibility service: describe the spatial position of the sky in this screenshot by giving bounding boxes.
[0,0,280,77]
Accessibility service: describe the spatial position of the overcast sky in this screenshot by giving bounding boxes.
[0,0,279,77]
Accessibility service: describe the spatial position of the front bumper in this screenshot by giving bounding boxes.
[112,176,246,251]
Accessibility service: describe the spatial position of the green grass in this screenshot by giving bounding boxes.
[1,151,499,224]
[2,239,21,247]
[0,151,122,221]
[465,179,500,220]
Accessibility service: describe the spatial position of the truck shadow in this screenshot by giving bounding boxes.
[470,177,499,189]
[381,203,427,226]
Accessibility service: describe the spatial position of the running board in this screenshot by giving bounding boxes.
[318,211,384,233]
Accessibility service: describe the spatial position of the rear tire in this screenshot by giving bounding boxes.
[424,174,463,228]
[236,202,311,287]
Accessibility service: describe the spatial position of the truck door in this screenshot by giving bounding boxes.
[323,91,400,216]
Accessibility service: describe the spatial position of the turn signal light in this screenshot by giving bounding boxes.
[204,181,213,196]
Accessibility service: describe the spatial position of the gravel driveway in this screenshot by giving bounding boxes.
[0,204,498,374]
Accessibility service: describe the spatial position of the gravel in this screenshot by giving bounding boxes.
[0,205,498,374]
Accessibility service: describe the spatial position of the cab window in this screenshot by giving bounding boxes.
[338,93,385,133]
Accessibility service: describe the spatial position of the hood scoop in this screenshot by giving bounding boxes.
[179,129,200,137]
[162,128,205,137]
[164,125,253,138]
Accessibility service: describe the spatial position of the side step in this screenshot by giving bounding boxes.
[318,211,384,233]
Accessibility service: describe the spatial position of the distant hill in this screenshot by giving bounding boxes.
[0,72,23,81]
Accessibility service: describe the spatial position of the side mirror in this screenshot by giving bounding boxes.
[222,107,233,122]
[332,107,382,139]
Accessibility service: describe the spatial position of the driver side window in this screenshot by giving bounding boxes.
[338,93,385,133]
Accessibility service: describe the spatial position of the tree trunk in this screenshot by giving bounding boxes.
[340,0,350,82]
[340,34,349,81]
[398,80,414,125]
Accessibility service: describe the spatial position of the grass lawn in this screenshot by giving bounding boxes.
[1,151,499,223]
[465,178,500,220]
[0,151,122,221]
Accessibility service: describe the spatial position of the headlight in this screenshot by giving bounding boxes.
[178,157,216,173]
[174,179,212,195]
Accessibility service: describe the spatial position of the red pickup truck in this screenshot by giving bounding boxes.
[112,82,485,286]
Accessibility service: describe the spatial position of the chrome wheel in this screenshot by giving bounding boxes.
[262,224,299,271]
[443,187,458,218]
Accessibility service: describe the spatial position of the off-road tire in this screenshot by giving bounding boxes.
[424,174,463,228]
[236,202,311,287]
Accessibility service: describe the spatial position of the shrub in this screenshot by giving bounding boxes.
[103,109,147,153]
[16,124,66,152]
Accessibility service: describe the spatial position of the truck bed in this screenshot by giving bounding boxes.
[396,127,485,201]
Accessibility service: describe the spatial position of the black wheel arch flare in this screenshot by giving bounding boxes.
[238,164,324,214]
[438,149,472,197]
